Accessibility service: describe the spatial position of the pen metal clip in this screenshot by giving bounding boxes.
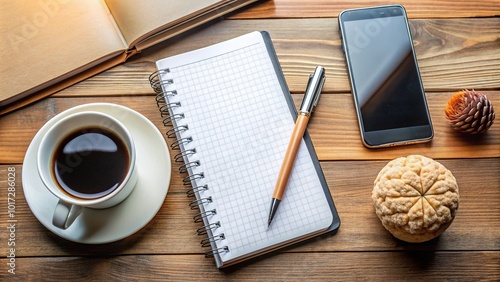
[299,66,325,115]
[313,75,326,108]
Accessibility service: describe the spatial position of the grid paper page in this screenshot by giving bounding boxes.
[156,32,333,264]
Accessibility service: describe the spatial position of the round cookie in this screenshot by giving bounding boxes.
[372,155,459,243]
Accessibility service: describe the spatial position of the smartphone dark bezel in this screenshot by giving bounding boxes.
[338,5,433,148]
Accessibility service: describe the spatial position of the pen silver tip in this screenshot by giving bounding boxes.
[267,198,280,229]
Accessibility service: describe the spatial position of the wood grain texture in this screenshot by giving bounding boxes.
[307,91,500,160]
[1,158,498,257]
[52,18,500,97]
[233,0,500,19]
[1,252,499,280]
[0,2,499,278]
[1,92,498,163]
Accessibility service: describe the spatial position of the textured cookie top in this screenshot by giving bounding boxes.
[372,155,459,242]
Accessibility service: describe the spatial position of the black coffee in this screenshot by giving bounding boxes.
[52,127,129,199]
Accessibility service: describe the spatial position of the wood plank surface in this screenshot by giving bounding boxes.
[0,93,498,163]
[1,252,499,280]
[0,1,499,279]
[308,91,500,160]
[51,18,500,97]
[234,0,500,19]
[1,158,498,257]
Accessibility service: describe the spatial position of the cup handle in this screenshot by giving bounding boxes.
[52,200,83,230]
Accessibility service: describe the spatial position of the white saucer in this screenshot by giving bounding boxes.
[22,103,171,244]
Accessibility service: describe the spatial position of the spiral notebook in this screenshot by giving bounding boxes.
[149,31,340,268]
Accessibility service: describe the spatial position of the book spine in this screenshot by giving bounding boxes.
[149,69,229,259]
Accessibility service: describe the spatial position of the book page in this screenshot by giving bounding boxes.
[156,32,334,264]
[105,0,220,48]
[0,0,126,106]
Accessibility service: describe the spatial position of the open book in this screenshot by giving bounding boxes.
[0,0,261,114]
[149,31,340,268]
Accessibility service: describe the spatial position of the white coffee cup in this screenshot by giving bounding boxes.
[37,111,137,230]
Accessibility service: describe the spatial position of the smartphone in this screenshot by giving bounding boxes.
[338,5,433,148]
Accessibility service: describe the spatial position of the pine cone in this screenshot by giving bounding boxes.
[445,90,495,134]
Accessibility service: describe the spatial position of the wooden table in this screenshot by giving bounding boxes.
[1,0,499,280]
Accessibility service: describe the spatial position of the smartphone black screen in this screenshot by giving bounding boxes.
[339,5,433,147]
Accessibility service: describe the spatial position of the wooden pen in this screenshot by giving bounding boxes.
[268,66,326,227]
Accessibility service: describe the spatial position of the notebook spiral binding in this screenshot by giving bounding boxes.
[149,69,229,258]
